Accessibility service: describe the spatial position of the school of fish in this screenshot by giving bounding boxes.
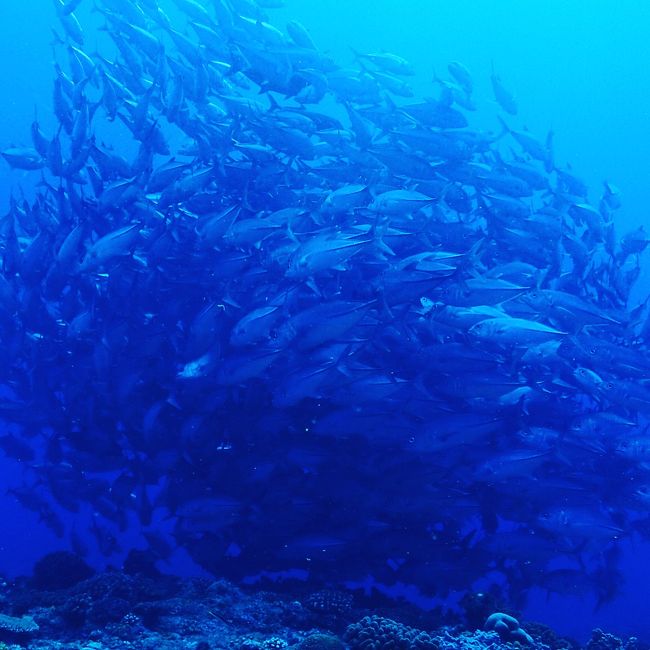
[2,0,650,607]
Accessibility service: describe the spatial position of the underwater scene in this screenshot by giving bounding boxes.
[1,0,650,648]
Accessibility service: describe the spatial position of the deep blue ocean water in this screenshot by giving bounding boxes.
[0,0,649,642]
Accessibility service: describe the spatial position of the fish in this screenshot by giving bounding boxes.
[286,233,373,278]
[1,147,45,170]
[352,49,415,76]
[447,61,473,94]
[178,349,220,379]
[491,63,517,115]
[56,0,84,16]
[230,304,283,346]
[0,0,642,612]
[79,223,141,271]
[469,317,567,345]
[619,225,650,261]
[368,189,435,215]
[286,20,317,51]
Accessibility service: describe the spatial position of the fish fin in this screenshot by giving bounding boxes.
[496,115,511,138]
[349,46,367,70]
[544,130,555,172]
[383,92,398,115]
[304,277,322,296]
[267,92,281,111]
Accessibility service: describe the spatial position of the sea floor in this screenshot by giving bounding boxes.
[0,553,642,650]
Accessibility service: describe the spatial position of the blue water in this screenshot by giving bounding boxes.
[1,0,649,641]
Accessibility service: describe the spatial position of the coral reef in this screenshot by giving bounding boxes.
[297,633,346,650]
[0,613,39,634]
[0,612,39,644]
[585,629,639,650]
[0,561,642,650]
[485,612,534,645]
[460,592,507,631]
[344,615,440,650]
[31,552,94,591]
[304,591,353,618]
[524,621,581,650]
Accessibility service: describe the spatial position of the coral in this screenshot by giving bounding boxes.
[437,630,496,650]
[124,549,163,579]
[586,629,639,650]
[0,568,642,650]
[55,572,172,630]
[587,629,624,650]
[57,590,132,629]
[279,600,311,630]
[122,612,142,626]
[459,592,503,631]
[240,638,262,650]
[239,636,288,650]
[105,612,146,641]
[344,615,439,650]
[133,601,169,629]
[77,570,179,605]
[32,551,94,591]
[59,593,92,628]
[523,621,579,650]
[82,571,140,601]
[0,613,39,639]
[485,613,533,645]
[304,590,353,617]
[297,633,346,650]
